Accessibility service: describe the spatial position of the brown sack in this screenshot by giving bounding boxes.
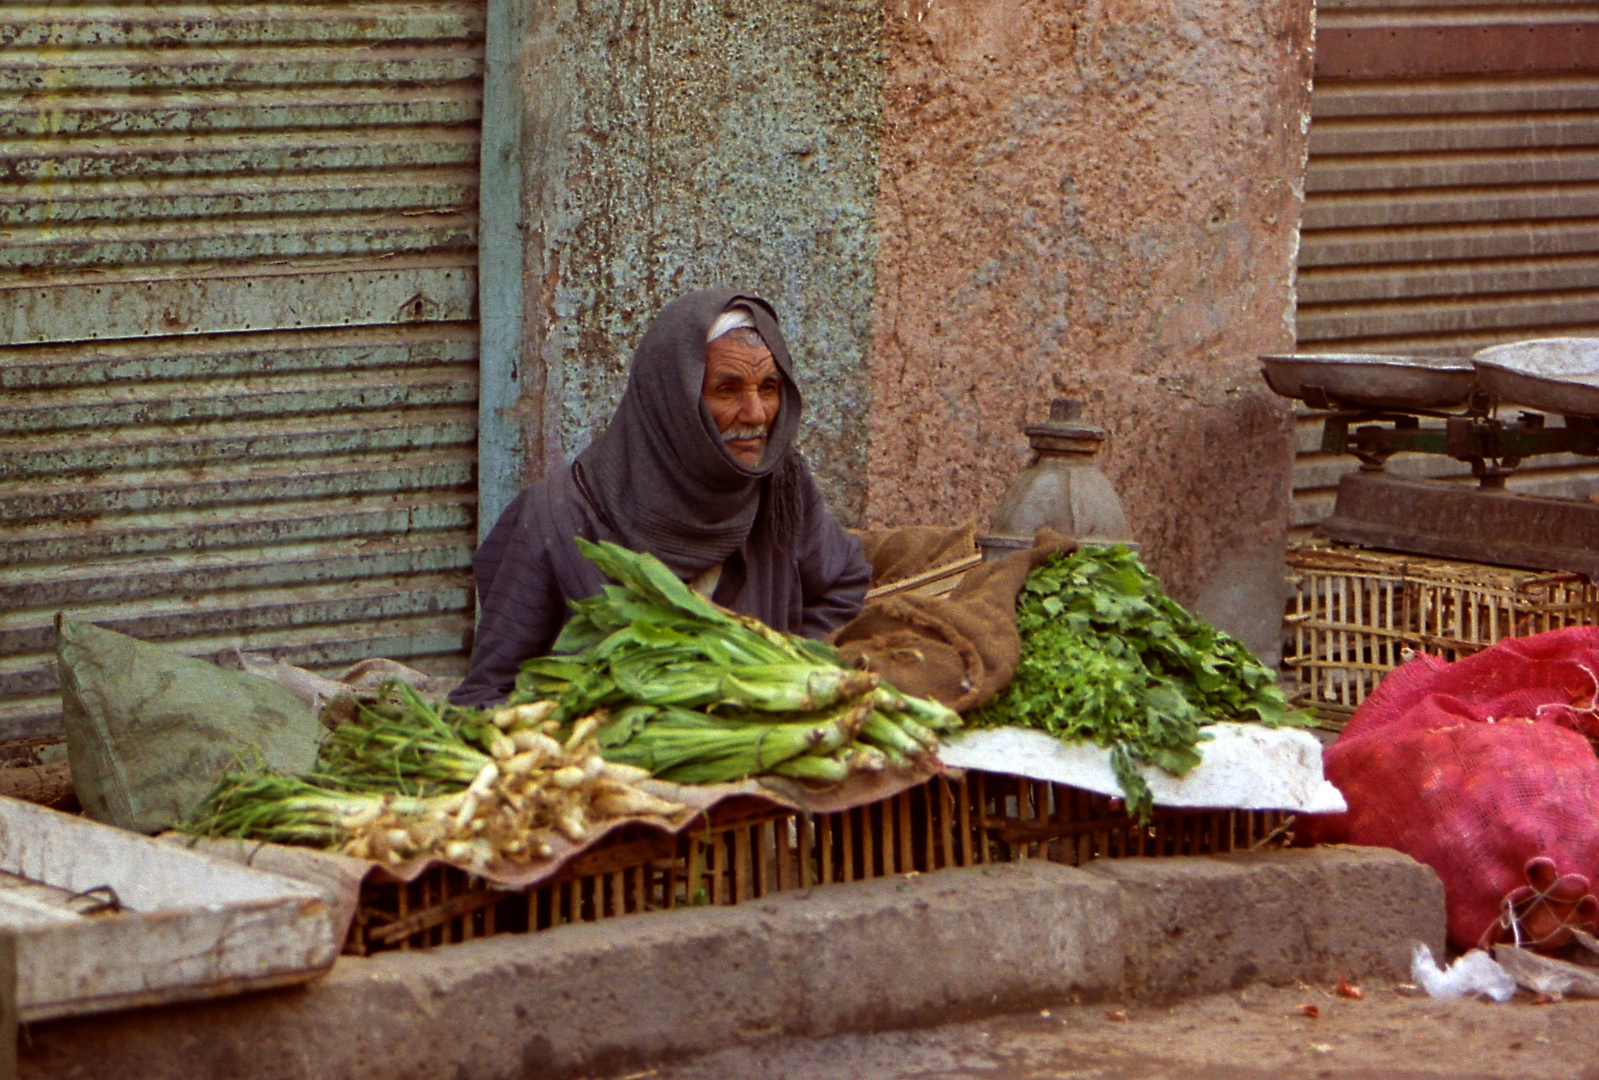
[854,523,979,587]
[831,530,1076,712]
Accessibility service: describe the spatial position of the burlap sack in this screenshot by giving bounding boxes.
[853,523,978,586]
[831,530,1075,712]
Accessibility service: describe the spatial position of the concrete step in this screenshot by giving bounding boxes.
[18,847,1444,1080]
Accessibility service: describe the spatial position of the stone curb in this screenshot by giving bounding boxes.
[1085,846,1446,999]
[19,847,1444,1080]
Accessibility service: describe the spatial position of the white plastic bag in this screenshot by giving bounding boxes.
[1411,944,1517,1002]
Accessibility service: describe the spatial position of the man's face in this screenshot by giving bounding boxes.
[702,333,781,468]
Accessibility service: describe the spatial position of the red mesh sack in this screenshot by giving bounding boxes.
[1309,626,1599,950]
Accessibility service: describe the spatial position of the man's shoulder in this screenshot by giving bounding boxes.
[513,466,602,542]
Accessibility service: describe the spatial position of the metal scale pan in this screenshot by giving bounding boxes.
[1259,353,1477,412]
[1260,341,1599,579]
[1472,338,1599,420]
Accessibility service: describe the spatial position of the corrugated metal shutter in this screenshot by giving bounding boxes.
[1291,0,1599,536]
[0,3,484,742]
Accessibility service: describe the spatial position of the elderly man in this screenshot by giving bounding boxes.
[450,288,872,706]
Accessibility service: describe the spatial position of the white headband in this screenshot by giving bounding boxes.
[706,305,758,344]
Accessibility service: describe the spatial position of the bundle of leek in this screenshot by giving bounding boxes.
[505,540,961,785]
[186,683,684,871]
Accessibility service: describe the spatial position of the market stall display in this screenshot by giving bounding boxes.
[185,541,963,875]
[36,527,1333,966]
[192,768,1294,956]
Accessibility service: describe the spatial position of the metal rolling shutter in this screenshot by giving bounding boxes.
[0,3,484,742]
[1291,0,1599,537]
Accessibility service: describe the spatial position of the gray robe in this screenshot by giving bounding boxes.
[449,463,870,707]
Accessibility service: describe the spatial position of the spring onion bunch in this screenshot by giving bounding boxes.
[186,683,685,871]
[507,539,961,785]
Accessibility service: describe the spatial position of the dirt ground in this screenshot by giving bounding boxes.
[625,981,1599,1080]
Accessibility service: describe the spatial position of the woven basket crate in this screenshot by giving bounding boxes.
[348,771,1289,955]
[974,772,1289,865]
[1283,542,1599,728]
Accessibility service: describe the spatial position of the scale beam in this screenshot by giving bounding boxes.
[1320,412,1599,486]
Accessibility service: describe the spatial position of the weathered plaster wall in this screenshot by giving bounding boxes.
[868,0,1313,600]
[513,0,1314,595]
[519,0,882,524]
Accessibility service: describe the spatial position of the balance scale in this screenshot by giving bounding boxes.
[1260,339,1599,578]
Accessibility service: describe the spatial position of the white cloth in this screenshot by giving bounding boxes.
[688,562,724,599]
[706,305,758,344]
[937,723,1347,813]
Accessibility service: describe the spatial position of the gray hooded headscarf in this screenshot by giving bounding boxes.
[573,288,804,578]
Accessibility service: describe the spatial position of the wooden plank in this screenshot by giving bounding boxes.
[860,806,875,880]
[368,886,501,947]
[841,810,855,883]
[966,773,982,865]
[763,819,781,896]
[776,818,793,893]
[733,826,750,904]
[683,838,701,906]
[939,777,957,870]
[801,816,815,889]
[863,554,982,601]
[0,798,337,1022]
[897,794,913,875]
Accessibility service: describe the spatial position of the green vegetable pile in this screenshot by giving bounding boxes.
[971,545,1315,820]
[187,682,686,871]
[507,539,962,785]
[186,541,961,872]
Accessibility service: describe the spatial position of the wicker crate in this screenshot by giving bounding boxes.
[348,771,1289,955]
[973,772,1289,865]
[1283,542,1599,727]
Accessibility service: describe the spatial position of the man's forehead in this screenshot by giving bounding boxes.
[705,336,777,375]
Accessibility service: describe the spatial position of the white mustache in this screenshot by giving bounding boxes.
[721,424,768,442]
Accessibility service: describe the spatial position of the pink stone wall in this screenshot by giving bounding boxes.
[868,0,1314,601]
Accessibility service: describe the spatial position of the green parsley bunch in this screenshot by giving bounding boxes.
[971,546,1315,820]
